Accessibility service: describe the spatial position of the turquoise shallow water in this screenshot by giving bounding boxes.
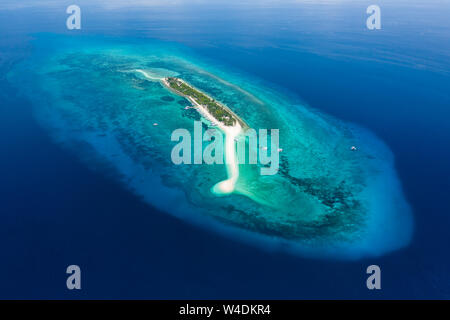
[8,34,412,259]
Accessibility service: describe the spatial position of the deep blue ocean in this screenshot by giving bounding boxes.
[0,1,449,298]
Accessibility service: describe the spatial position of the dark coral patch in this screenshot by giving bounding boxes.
[160,95,175,102]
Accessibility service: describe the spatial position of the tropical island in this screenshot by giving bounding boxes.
[163,77,248,128]
[160,76,248,195]
[7,34,414,259]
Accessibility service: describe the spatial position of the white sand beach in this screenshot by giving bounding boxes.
[135,69,163,81]
[160,77,243,195]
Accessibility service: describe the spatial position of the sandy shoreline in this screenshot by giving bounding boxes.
[159,75,243,194]
[135,69,162,81]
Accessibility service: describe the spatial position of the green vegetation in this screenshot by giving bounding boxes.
[166,77,236,126]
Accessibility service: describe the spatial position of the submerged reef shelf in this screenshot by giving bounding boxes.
[7,34,413,259]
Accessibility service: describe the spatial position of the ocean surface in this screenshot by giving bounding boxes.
[0,0,449,298]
